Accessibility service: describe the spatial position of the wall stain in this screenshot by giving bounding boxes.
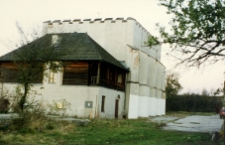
[133,55,139,69]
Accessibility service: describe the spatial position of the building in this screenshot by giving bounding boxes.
[0,17,166,119]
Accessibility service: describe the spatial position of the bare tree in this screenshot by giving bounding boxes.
[0,23,63,112]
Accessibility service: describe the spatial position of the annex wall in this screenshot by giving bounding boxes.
[98,87,125,119]
[2,69,125,119]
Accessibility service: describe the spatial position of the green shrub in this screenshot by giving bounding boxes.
[166,94,223,112]
[0,98,10,113]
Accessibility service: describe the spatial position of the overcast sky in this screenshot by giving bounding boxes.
[0,0,224,94]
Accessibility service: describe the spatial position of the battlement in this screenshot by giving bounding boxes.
[43,17,150,36]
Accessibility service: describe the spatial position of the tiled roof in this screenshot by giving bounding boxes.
[0,33,129,71]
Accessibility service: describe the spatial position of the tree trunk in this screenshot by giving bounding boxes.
[18,83,29,112]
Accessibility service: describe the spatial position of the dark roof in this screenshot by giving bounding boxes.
[0,33,129,71]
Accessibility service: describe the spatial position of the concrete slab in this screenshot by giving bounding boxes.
[0,113,18,119]
[0,114,90,126]
[48,115,90,126]
[150,116,179,123]
[150,114,223,133]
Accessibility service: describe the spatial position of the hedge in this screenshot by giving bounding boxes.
[166,94,223,113]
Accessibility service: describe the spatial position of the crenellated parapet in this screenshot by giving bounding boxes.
[43,17,151,36]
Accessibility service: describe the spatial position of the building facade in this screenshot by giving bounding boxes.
[42,17,166,118]
[0,17,166,119]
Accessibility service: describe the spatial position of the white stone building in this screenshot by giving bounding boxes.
[0,17,165,119]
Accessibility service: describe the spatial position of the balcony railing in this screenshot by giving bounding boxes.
[64,75,125,91]
[91,76,97,85]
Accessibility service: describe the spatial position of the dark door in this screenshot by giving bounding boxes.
[115,99,119,118]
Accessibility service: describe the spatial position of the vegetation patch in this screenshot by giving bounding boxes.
[0,118,217,145]
[190,122,201,124]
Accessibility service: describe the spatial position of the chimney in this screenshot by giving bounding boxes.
[52,35,61,47]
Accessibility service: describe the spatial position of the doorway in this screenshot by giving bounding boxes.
[115,99,119,118]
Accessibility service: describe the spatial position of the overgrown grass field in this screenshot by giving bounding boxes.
[0,118,215,145]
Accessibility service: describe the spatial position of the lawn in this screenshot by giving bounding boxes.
[0,117,216,145]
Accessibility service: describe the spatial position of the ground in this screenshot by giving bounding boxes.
[0,112,223,144]
[150,114,223,133]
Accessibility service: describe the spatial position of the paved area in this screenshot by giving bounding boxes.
[150,114,223,133]
[0,114,90,126]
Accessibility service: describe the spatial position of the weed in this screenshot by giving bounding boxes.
[53,121,76,135]
[154,121,167,128]
[47,99,71,116]
[46,122,55,130]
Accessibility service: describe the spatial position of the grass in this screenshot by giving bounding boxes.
[0,117,218,145]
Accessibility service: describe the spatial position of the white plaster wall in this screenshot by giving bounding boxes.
[139,52,148,84]
[98,87,125,119]
[128,94,139,119]
[138,85,150,117]
[162,93,166,115]
[157,66,163,97]
[155,97,161,116]
[39,85,99,118]
[103,20,127,61]
[161,98,166,115]
[157,97,161,115]
[155,65,161,98]
[149,97,156,116]
[125,48,140,83]
[149,58,157,94]
[2,69,125,119]
[128,83,139,118]
[133,22,143,49]
[161,66,166,94]
[159,65,166,115]
[148,56,157,116]
[125,81,131,117]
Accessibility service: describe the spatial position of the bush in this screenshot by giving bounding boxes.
[0,84,74,134]
[9,100,50,133]
[0,98,10,113]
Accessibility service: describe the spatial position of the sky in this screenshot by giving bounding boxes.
[0,0,224,94]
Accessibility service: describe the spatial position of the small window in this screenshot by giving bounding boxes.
[117,73,122,83]
[49,70,55,83]
[101,96,105,112]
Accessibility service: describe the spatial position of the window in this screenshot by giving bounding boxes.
[101,96,105,112]
[0,62,43,84]
[1,68,18,83]
[63,62,89,85]
[117,73,122,83]
[48,70,55,83]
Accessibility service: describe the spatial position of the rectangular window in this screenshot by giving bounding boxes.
[1,68,18,83]
[63,62,89,85]
[101,95,105,112]
[48,70,55,83]
[1,62,43,84]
